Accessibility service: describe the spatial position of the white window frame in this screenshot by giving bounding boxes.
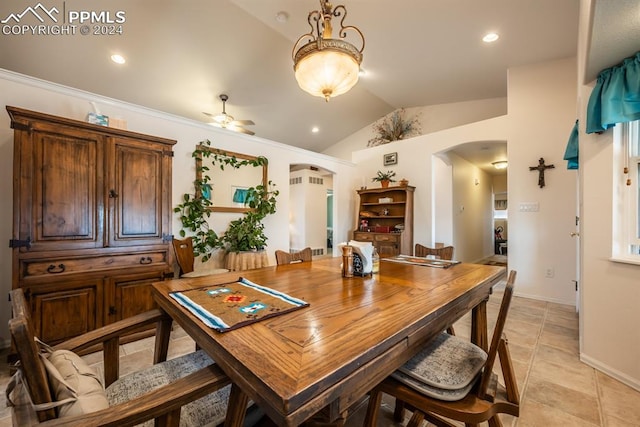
[612,120,640,263]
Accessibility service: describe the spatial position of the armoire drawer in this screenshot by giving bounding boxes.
[21,251,169,279]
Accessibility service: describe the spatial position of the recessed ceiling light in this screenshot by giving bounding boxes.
[111,54,126,64]
[482,33,499,43]
[311,127,319,133]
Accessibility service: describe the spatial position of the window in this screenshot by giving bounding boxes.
[613,120,640,261]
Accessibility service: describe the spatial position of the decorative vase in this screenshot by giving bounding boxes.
[381,180,390,188]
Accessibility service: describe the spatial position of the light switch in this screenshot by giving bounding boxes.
[519,202,539,212]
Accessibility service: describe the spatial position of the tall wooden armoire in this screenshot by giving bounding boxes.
[8,106,175,344]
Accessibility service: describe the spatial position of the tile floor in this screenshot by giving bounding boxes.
[1,267,640,426]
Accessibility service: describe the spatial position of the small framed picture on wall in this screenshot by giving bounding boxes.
[383,152,398,166]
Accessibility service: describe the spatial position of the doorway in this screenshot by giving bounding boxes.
[436,140,507,263]
[288,164,335,257]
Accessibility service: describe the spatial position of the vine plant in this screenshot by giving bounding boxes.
[174,139,278,261]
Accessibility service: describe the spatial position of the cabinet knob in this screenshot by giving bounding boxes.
[109,189,119,198]
[139,256,152,264]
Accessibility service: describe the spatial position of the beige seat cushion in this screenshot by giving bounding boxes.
[106,350,232,427]
[47,349,109,417]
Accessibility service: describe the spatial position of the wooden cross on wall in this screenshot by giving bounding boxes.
[529,157,555,188]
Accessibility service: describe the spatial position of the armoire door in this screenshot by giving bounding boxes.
[15,121,105,252]
[106,136,172,247]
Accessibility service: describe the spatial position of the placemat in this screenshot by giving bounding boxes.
[383,255,461,269]
[170,277,309,332]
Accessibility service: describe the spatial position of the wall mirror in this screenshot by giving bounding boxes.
[196,146,268,213]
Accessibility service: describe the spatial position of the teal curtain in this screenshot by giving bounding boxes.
[587,52,640,134]
[233,188,248,204]
[563,120,579,169]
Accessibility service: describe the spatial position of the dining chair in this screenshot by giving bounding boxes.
[6,288,260,426]
[275,247,313,265]
[172,236,229,277]
[172,236,196,276]
[415,243,455,260]
[364,270,519,427]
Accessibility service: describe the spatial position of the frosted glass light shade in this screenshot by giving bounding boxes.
[294,45,360,101]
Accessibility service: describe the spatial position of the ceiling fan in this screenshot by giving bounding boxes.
[203,94,255,135]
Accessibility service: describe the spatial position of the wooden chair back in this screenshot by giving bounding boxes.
[275,247,313,265]
[9,289,57,422]
[172,237,195,276]
[415,243,454,260]
[478,269,516,398]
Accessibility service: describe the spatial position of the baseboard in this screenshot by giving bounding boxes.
[513,290,575,307]
[580,353,640,392]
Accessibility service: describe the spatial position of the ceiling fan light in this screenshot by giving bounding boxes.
[213,113,232,126]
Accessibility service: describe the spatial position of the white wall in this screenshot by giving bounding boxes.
[507,57,578,305]
[288,169,328,253]
[577,0,640,390]
[0,70,356,346]
[448,153,494,262]
[433,156,453,248]
[323,97,508,161]
[351,115,509,262]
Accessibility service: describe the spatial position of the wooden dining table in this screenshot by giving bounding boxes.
[151,256,505,426]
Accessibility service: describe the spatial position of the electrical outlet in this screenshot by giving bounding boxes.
[545,267,555,278]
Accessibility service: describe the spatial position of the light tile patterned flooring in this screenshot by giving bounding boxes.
[1,267,640,426]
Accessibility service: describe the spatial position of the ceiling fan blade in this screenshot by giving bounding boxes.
[232,119,255,126]
[229,126,255,136]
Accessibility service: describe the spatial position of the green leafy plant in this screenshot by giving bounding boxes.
[174,139,278,260]
[221,181,278,252]
[371,170,397,183]
[368,108,421,147]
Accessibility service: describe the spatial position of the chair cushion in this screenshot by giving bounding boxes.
[47,349,109,417]
[391,332,487,401]
[106,350,231,427]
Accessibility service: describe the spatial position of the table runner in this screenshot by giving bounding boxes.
[383,255,461,269]
[170,277,309,332]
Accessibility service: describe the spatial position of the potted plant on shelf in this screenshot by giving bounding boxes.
[372,170,396,188]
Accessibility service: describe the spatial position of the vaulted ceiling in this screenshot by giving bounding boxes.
[0,1,636,154]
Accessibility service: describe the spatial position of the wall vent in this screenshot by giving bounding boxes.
[309,177,323,185]
[290,176,303,185]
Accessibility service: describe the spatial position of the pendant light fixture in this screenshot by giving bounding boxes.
[292,1,365,102]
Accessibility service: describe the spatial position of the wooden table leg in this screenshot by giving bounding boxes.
[471,299,488,352]
[225,383,250,427]
[154,315,172,364]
